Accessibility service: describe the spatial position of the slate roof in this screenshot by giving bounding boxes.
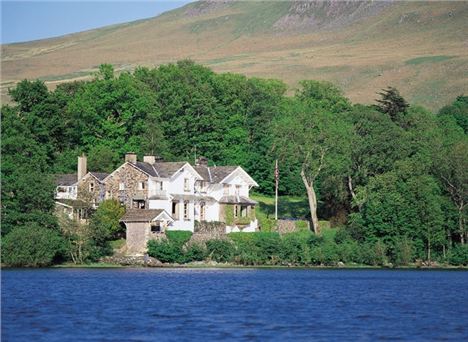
[193,166,211,182]
[207,166,238,183]
[134,161,187,178]
[154,162,188,178]
[120,209,166,222]
[55,174,77,186]
[89,172,109,182]
[219,196,258,205]
[171,194,216,202]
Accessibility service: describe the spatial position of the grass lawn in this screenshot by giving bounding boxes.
[251,193,332,234]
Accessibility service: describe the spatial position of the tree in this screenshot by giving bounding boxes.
[1,226,64,267]
[375,86,409,123]
[275,91,352,233]
[89,199,126,240]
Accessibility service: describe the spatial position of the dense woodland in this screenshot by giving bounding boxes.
[1,61,467,266]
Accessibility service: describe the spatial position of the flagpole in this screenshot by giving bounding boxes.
[275,159,278,221]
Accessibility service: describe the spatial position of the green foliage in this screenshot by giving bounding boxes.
[2,226,64,267]
[447,245,468,266]
[89,200,126,241]
[166,231,193,245]
[375,86,409,123]
[147,239,183,263]
[206,239,235,262]
[2,61,466,266]
[147,231,194,263]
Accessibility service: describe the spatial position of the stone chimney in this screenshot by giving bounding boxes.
[78,153,87,181]
[143,155,155,164]
[196,156,208,167]
[125,152,137,164]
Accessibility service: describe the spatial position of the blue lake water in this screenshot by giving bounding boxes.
[2,268,467,341]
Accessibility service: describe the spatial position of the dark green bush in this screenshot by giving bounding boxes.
[206,240,235,262]
[280,232,311,265]
[184,243,207,262]
[334,228,353,244]
[147,239,182,263]
[1,226,64,267]
[448,244,468,266]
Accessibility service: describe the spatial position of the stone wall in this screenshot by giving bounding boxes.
[77,176,105,205]
[105,163,149,209]
[190,221,227,244]
[125,222,149,255]
[276,219,310,234]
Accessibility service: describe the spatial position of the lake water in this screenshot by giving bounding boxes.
[2,268,467,341]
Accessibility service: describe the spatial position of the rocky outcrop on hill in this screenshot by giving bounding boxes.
[273,0,393,32]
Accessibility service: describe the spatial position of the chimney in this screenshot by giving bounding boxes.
[125,152,137,164]
[196,156,208,167]
[78,153,87,181]
[155,155,164,162]
[143,155,155,164]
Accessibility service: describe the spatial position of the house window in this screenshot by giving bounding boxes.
[235,185,241,195]
[89,182,95,192]
[119,183,125,190]
[200,202,206,221]
[151,222,161,233]
[158,181,163,190]
[201,181,207,193]
[184,201,189,220]
[223,184,230,195]
[234,205,239,218]
[184,178,190,192]
[138,181,146,190]
[106,190,111,199]
[241,205,248,217]
[172,201,179,220]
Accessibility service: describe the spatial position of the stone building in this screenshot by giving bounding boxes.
[55,153,259,255]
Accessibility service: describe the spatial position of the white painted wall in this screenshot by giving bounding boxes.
[55,186,77,200]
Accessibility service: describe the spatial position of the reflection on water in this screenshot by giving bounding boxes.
[2,269,467,341]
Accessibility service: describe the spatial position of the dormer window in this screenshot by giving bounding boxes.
[89,182,95,192]
[184,178,190,192]
[235,185,241,195]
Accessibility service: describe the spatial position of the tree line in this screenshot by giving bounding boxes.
[1,60,466,266]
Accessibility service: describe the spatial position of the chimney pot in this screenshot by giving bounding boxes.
[143,155,156,164]
[125,152,137,164]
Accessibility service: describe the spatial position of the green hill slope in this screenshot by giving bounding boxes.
[2,0,467,110]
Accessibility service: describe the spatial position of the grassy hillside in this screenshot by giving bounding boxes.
[2,0,467,110]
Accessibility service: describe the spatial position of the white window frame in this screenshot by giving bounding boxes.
[223,184,230,195]
[184,178,190,192]
[184,201,189,220]
[119,183,125,191]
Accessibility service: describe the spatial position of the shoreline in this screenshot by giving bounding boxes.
[6,262,464,270]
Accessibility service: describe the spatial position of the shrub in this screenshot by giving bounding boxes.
[1,226,64,267]
[184,243,206,262]
[147,239,181,263]
[334,228,353,244]
[280,232,311,265]
[392,238,414,266]
[206,240,235,262]
[448,244,468,266]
